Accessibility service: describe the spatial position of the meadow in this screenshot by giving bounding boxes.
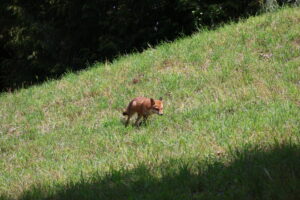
[0,6,300,200]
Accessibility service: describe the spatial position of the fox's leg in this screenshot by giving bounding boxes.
[142,115,148,125]
[125,114,132,127]
[135,114,142,126]
[125,116,130,127]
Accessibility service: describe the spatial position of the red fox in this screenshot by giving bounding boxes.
[123,97,163,126]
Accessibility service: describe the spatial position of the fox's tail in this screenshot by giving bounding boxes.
[123,101,132,116]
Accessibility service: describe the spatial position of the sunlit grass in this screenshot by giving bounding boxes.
[0,7,300,200]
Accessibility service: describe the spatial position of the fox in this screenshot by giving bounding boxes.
[123,97,163,127]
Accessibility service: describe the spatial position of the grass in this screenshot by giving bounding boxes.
[1,6,300,200]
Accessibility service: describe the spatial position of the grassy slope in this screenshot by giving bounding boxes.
[1,7,300,200]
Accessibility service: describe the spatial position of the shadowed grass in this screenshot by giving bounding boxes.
[0,6,300,200]
[1,143,300,200]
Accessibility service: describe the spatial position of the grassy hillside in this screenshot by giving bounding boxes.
[1,7,300,200]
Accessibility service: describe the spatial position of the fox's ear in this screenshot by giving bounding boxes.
[150,98,155,105]
[159,97,163,101]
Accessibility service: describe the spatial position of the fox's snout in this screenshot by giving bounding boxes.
[158,110,163,116]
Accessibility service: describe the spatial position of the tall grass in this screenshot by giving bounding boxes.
[1,6,300,200]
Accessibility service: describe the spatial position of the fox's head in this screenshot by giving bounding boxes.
[150,97,163,115]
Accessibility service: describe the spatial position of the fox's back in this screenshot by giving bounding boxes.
[130,97,152,113]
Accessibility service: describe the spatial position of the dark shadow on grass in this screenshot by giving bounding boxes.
[1,142,300,200]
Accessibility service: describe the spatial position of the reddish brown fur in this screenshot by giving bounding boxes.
[123,97,163,126]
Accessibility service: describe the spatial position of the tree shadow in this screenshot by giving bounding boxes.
[2,143,300,200]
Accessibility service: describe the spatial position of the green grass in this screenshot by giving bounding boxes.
[1,7,300,200]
